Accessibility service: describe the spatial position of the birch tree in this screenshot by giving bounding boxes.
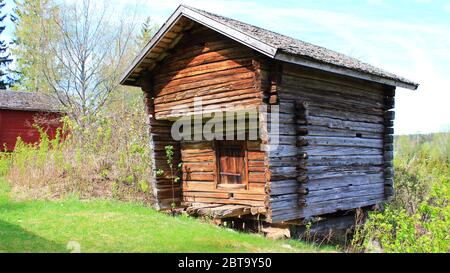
[42,0,136,125]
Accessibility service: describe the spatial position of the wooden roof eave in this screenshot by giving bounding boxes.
[119,6,278,87]
[0,106,64,113]
[120,5,419,91]
[274,52,419,91]
[119,7,186,86]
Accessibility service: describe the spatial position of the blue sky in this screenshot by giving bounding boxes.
[3,0,450,134]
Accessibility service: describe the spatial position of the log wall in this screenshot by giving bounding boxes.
[142,78,182,210]
[151,24,262,120]
[146,23,267,212]
[142,23,396,219]
[267,63,395,222]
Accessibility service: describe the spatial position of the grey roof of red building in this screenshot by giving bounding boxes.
[0,90,63,112]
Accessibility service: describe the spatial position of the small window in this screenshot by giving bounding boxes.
[215,141,247,190]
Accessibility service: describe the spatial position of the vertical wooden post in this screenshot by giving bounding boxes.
[141,72,182,210]
[383,86,396,200]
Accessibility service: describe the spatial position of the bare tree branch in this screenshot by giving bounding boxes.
[41,0,137,126]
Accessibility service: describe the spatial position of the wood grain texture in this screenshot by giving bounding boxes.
[266,62,393,223]
[141,23,397,221]
[181,140,267,211]
[151,25,262,120]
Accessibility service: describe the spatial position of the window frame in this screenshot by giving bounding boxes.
[213,140,249,190]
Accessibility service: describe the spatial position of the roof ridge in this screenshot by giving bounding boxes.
[180,5,418,88]
[0,90,63,113]
[181,4,371,65]
[120,4,418,89]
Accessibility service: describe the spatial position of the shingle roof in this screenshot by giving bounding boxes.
[0,90,63,112]
[120,5,418,90]
[186,5,418,89]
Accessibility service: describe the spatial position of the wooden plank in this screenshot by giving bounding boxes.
[183,196,265,207]
[300,136,383,148]
[307,155,383,166]
[303,146,382,156]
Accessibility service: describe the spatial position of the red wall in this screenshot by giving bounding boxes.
[0,109,63,152]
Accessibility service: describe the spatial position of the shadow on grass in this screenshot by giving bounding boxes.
[0,220,66,253]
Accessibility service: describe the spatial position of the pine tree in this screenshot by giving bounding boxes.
[137,16,158,48]
[0,0,13,89]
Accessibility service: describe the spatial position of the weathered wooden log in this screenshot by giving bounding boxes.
[299,125,383,139]
[306,184,384,203]
[384,97,395,109]
[301,146,383,157]
[307,168,383,181]
[304,116,385,133]
[385,178,394,186]
[297,187,309,195]
[384,88,395,97]
[307,105,384,124]
[384,143,394,151]
[283,64,386,96]
[384,151,394,161]
[307,174,384,191]
[384,119,394,127]
[270,194,385,222]
[384,167,394,176]
[384,135,394,143]
[384,160,393,168]
[300,136,383,149]
[307,155,383,167]
[297,127,308,135]
[297,175,309,183]
[297,137,309,147]
[384,186,395,196]
[384,111,395,120]
[268,144,298,157]
[281,84,384,110]
[281,91,384,116]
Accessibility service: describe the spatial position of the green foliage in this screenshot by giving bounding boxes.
[11,0,60,92]
[0,0,17,88]
[352,133,450,253]
[0,178,331,253]
[162,145,182,210]
[0,153,12,177]
[2,91,153,203]
[136,16,158,47]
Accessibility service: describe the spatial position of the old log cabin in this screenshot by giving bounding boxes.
[0,90,63,152]
[120,5,419,223]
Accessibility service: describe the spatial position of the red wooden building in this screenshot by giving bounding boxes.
[0,90,64,151]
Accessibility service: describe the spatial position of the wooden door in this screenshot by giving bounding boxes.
[216,141,247,189]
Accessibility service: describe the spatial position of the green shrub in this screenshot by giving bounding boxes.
[0,153,12,177]
[3,90,154,204]
[352,133,450,253]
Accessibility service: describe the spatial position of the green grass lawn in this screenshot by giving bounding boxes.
[0,178,331,253]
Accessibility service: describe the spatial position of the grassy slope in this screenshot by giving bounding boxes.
[0,178,330,253]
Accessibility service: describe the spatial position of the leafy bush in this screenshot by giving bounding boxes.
[352,133,450,253]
